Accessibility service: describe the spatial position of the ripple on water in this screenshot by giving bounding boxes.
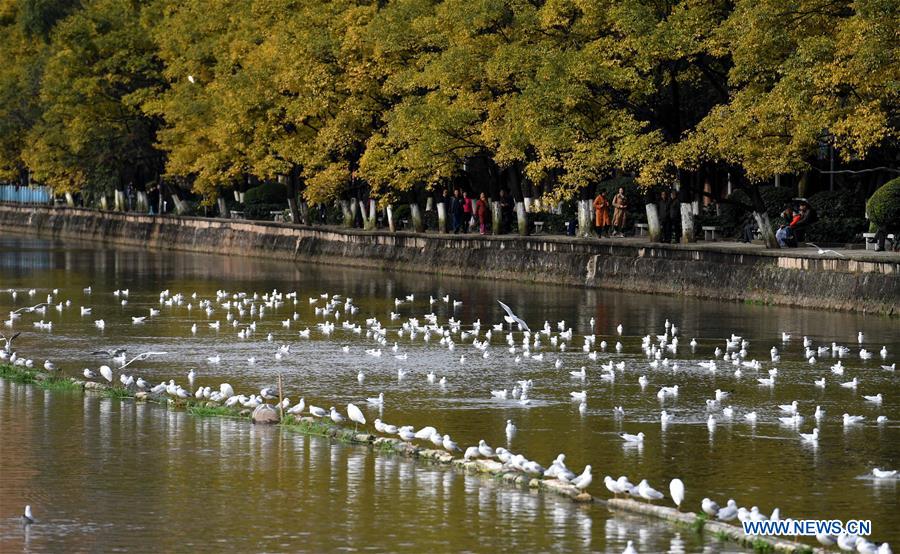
[0,235,898,550]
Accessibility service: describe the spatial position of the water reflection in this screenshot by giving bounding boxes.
[1,235,898,549]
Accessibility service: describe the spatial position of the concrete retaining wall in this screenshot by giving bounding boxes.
[0,204,897,315]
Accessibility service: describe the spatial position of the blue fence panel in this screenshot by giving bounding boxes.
[0,185,52,204]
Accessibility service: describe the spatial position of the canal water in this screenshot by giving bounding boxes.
[0,235,897,552]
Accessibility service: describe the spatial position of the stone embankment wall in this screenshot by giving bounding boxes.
[0,204,897,315]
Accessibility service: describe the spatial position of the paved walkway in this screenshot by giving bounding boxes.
[589,235,900,263]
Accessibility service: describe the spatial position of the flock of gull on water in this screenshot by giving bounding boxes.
[1,286,896,553]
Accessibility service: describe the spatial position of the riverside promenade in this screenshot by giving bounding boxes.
[0,204,897,315]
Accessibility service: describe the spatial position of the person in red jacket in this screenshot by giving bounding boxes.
[476,192,489,235]
[461,191,473,232]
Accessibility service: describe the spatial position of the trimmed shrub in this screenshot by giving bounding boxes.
[808,190,865,220]
[244,182,288,205]
[805,218,868,243]
[759,186,797,218]
[800,190,867,242]
[243,182,288,220]
[866,178,900,232]
[392,204,411,227]
[533,212,570,234]
[423,207,438,230]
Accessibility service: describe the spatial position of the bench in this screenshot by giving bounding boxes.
[269,210,286,222]
[634,223,649,237]
[533,221,545,234]
[864,232,896,251]
[702,225,723,241]
[229,210,245,220]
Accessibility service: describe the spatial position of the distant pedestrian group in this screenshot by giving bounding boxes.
[446,188,515,235]
[593,187,628,237]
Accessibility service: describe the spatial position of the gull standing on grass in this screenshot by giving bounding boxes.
[347,403,366,429]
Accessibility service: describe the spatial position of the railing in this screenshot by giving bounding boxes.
[0,185,53,204]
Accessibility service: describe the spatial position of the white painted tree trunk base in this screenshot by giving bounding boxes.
[359,199,376,230]
[645,203,661,242]
[753,211,779,249]
[577,199,593,238]
[410,203,424,233]
[218,197,230,219]
[491,201,501,234]
[515,201,528,235]
[340,200,353,227]
[436,203,447,233]
[386,205,395,232]
[680,203,695,243]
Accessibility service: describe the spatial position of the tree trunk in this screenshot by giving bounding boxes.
[436,202,447,233]
[523,196,533,212]
[285,169,301,224]
[386,205,395,232]
[172,195,188,215]
[680,203,695,243]
[577,199,593,238]
[746,182,779,249]
[287,197,299,223]
[114,190,125,212]
[753,211,779,248]
[645,203,662,242]
[340,200,353,227]
[491,201,501,234]
[217,197,230,219]
[410,203,424,233]
[515,201,528,236]
[359,199,376,230]
[350,199,358,225]
[299,201,309,225]
[425,197,434,211]
[65,192,75,207]
[136,191,148,212]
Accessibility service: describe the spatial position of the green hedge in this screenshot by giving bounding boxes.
[243,182,288,221]
[801,189,867,242]
[531,212,571,234]
[245,204,288,220]
[805,218,868,243]
[244,182,288,205]
[808,189,865,220]
[866,178,900,232]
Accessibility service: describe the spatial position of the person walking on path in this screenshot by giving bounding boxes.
[450,188,463,233]
[475,192,490,235]
[658,190,673,243]
[611,187,628,236]
[593,190,611,237]
[462,191,473,233]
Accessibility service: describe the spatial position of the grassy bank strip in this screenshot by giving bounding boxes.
[1,363,83,391]
[0,363,820,553]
